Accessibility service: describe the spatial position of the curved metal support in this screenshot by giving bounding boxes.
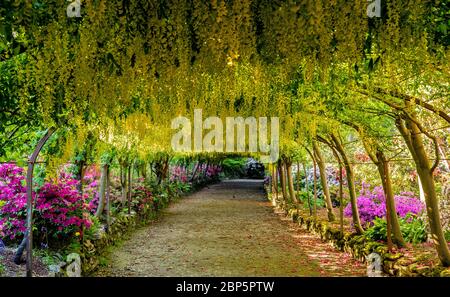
[25,128,55,277]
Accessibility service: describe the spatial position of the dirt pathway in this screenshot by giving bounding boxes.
[94,180,366,276]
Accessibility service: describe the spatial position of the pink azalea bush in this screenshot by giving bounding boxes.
[132,182,155,212]
[0,163,28,238]
[0,163,92,241]
[83,171,100,214]
[344,182,425,226]
[205,165,221,178]
[170,165,188,183]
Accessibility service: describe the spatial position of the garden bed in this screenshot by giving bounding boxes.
[67,180,219,276]
[0,248,49,277]
[268,191,450,277]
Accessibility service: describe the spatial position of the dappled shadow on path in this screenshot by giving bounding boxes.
[94,179,366,276]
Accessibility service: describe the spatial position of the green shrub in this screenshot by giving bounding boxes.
[84,215,102,241]
[221,158,247,178]
[401,215,427,244]
[297,191,325,210]
[364,217,387,241]
[364,214,427,244]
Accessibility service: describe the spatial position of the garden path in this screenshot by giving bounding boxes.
[94,180,366,276]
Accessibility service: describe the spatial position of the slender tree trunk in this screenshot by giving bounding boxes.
[141,161,147,181]
[328,145,345,235]
[330,133,364,234]
[271,164,276,196]
[397,116,450,266]
[120,162,127,206]
[296,162,300,194]
[303,163,312,215]
[95,164,108,217]
[376,160,393,251]
[312,157,317,219]
[286,161,298,203]
[74,160,85,195]
[274,164,279,201]
[313,142,335,221]
[106,166,111,229]
[190,161,200,183]
[358,133,404,247]
[376,150,405,248]
[278,159,288,202]
[127,163,132,215]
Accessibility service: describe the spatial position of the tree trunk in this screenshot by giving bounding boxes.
[274,164,279,201]
[328,145,344,235]
[95,164,108,217]
[120,161,127,206]
[278,159,288,202]
[106,166,111,229]
[376,150,405,248]
[338,160,344,235]
[313,142,335,221]
[190,161,200,183]
[296,162,300,194]
[312,157,317,219]
[74,160,85,195]
[271,164,277,197]
[127,163,132,215]
[303,163,312,215]
[396,116,450,266]
[330,133,364,234]
[285,161,298,203]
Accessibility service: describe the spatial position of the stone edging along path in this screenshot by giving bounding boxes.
[266,188,450,277]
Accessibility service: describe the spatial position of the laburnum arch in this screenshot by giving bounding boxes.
[0,0,449,275]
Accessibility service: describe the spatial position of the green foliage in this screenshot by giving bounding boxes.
[0,258,4,276]
[34,248,61,266]
[221,157,247,178]
[173,181,191,194]
[66,240,82,254]
[364,217,387,241]
[84,215,102,241]
[428,0,450,46]
[401,217,427,244]
[365,215,428,244]
[297,190,325,210]
[99,256,109,267]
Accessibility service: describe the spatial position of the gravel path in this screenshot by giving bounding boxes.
[94,180,366,276]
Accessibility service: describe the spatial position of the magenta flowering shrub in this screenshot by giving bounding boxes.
[0,163,27,238]
[0,163,92,241]
[205,165,221,178]
[83,172,100,214]
[344,183,425,226]
[132,183,155,212]
[170,165,188,183]
[35,176,92,236]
